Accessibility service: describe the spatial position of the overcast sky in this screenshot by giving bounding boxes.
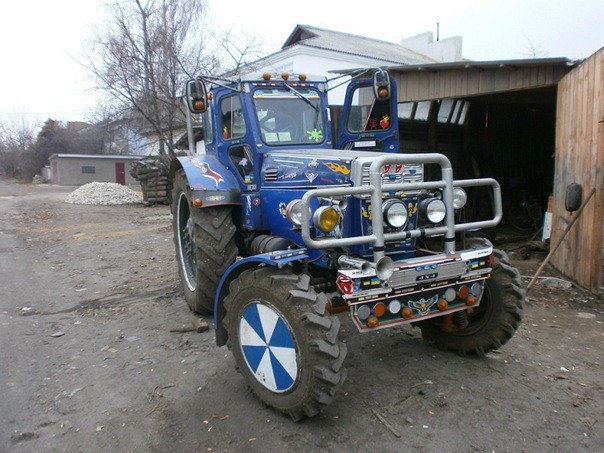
[1,0,603,123]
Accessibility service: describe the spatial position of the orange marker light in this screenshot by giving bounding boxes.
[193,100,205,110]
[402,306,413,319]
[263,73,271,81]
[193,198,203,207]
[367,316,379,328]
[466,294,478,306]
[281,72,290,80]
[373,302,386,318]
[457,285,469,299]
[437,298,448,311]
[299,73,307,82]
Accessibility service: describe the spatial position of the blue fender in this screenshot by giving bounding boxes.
[173,155,241,206]
[213,249,309,346]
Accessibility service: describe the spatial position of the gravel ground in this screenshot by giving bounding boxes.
[1,179,602,453]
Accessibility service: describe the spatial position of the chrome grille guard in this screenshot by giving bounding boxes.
[300,153,502,262]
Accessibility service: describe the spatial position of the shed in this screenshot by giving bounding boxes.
[48,154,141,186]
[385,51,603,293]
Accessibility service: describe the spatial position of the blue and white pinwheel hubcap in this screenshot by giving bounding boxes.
[239,302,298,393]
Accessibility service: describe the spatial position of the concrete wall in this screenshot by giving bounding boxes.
[49,156,139,186]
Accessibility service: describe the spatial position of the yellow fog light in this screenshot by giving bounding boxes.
[313,206,339,233]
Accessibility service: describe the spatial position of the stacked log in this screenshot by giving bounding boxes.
[130,158,169,205]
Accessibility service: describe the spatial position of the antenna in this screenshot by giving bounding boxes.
[437,22,440,41]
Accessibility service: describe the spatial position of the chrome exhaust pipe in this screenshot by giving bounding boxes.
[373,256,394,281]
[338,255,372,274]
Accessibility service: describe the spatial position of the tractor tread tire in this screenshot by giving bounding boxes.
[224,267,347,421]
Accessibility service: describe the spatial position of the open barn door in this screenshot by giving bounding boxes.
[550,48,604,294]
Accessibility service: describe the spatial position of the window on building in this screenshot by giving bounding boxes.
[82,166,96,174]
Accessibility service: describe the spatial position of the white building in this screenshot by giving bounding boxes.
[234,24,463,104]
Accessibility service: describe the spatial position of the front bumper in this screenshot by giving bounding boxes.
[335,246,494,332]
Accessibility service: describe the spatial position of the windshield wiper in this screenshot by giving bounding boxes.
[283,84,319,112]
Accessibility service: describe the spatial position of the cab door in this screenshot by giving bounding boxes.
[336,76,399,152]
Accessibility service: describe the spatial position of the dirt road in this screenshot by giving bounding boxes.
[1,179,602,452]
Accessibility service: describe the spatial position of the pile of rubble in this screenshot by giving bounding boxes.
[32,174,49,184]
[65,182,143,205]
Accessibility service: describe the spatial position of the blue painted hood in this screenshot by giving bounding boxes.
[261,148,378,188]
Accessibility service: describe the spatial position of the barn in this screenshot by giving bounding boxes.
[385,49,603,293]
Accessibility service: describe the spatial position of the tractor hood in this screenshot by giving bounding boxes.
[261,148,382,188]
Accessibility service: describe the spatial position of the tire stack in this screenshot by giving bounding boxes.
[130,158,169,205]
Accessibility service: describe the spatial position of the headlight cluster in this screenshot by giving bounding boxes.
[313,206,339,233]
[285,199,341,234]
[382,199,408,230]
[419,187,467,224]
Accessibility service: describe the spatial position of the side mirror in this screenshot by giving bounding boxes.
[186,78,208,114]
[373,70,391,101]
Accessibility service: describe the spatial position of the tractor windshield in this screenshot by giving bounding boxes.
[253,88,325,146]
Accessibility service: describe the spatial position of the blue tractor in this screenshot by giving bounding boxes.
[169,69,525,420]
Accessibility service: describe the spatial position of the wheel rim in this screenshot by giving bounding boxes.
[456,284,492,336]
[239,302,298,393]
[176,193,197,291]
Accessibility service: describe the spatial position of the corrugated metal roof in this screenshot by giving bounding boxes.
[384,57,578,72]
[283,24,438,65]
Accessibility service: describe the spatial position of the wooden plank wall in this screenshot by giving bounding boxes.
[392,65,570,102]
[550,48,604,293]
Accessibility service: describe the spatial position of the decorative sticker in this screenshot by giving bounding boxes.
[278,171,298,180]
[308,158,319,168]
[361,205,372,221]
[379,114,390,129]
[306,128,323,142]
[408,294,439,315]
[305,172,318,183]
[323,162,350,175]
[191,161,224,187]
[279,202,287,218]
[408,202,418,217]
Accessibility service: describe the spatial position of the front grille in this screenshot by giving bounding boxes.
[389,260,469,288]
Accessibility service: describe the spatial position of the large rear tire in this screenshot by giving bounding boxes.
[420,239,525,355]
[172,170,237,314]
[224,267,347,421]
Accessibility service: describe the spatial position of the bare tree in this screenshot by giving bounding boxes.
[523,36,549,59]
[0,113,39,178]
[83,0,220,165]
[211,27,267,75]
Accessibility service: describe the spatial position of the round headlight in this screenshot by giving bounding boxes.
[422,198,446,223]
[383,199,408,229]
[452,187,467,209]
[313,206,339,233]
[286,199,304,226]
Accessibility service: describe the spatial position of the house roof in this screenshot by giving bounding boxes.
[49,154,142,160]
[282,24,437,65]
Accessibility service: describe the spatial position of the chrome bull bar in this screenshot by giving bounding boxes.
[300,153,502,261]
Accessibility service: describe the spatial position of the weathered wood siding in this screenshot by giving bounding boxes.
[551,48,604,293]
[393,65,571,102]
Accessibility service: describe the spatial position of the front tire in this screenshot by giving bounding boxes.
[172,170,237,314]
[420,239,525,355]
[224,267,347,421]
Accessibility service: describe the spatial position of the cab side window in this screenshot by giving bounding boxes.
[221,95,246,140]
[346,86,391,133]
